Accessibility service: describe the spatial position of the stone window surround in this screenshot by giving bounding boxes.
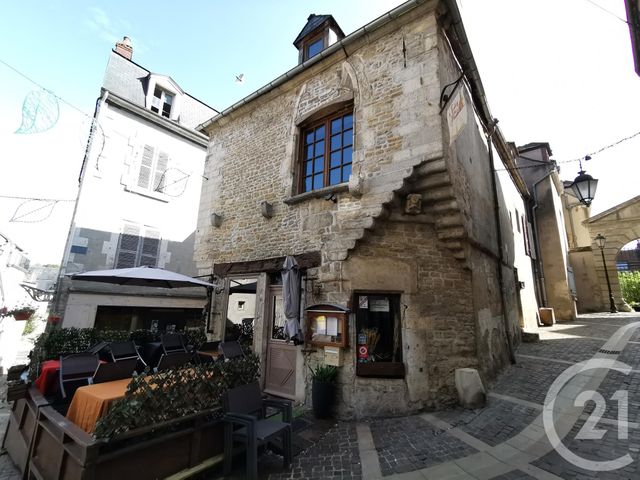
[285,93,355,205]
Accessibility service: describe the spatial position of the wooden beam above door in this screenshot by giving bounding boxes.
[214,251,321,276]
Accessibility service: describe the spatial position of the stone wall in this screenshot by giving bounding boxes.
[195,2,529,415]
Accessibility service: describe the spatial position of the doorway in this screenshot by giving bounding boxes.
[263,285,297,399]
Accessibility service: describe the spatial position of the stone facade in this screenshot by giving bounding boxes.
[196,1,537,417]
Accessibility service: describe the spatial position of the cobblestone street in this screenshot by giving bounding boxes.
[3,313,640,479]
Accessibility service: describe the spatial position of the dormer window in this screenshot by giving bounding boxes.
[145,74,184,122]
[293,14,345,64]
[151,87,173,118]
[305,35,325,60]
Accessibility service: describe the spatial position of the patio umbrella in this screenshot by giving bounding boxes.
[282,256,302,342]
[69,266,216,289]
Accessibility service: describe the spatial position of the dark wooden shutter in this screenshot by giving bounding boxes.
[137,145,155,189]
[116,224,140,268]
[140,228,160,267]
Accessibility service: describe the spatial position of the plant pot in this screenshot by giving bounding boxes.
[13,312,32,321]
[312,378,335,419]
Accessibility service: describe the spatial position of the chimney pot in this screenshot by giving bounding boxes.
[115,36,133,60]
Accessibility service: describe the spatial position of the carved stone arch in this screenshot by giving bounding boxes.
[586,195,640,311]
[282,83,309,194]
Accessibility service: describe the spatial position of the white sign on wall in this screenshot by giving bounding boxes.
[446,87,467,144]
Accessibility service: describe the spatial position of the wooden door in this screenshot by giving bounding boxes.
[264,286,297,399]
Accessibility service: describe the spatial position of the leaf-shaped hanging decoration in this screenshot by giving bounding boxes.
[156,168,190,197]
[10,200,57,223]
[15,90,60,134]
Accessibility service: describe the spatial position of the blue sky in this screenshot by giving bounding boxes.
[0,0,638,263]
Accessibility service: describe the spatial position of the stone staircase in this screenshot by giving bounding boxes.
[323,155,469,268]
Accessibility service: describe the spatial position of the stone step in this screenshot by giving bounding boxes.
[413,158,447,177]
[429,199,459,213]
[409,172,451,192]
[437,226,466,241]
[435,213,464,229]
[422,186,456,202]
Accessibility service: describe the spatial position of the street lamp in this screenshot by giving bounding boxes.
[594,233,617,313]
[570,156,598,207]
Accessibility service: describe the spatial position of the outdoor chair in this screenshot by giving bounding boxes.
[91,358,138,384]
[155,351,193,372]
[59,353,99,399]
[222,382,292,480]
[220,341,244,360]
[109,340,147,371]
[161,333,187,354]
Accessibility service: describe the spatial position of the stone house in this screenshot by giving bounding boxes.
[514,143,577,322]
[195,0,541,417]
[52,38,216,332]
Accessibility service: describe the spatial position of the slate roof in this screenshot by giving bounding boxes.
[293,14,345,47]
[102,51,216,130]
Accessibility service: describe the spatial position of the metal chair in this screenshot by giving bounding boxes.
[222,382,292,480]
[220,341,244,360]
[161,333,187,354]
[91,358,138,384]
[109,340,147,371]
[59,353,99,399]
[155,351,193,372]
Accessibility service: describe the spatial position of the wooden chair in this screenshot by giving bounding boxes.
[220,341,244,360]
[91,358,138,384]
[222,382,292,480]
[59,353,99,399]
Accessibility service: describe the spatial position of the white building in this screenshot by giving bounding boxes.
[52,38,217,333]
[0,232,35,372]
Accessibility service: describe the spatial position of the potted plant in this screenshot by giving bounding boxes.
[1,304,36,321]
[310,363,338,419]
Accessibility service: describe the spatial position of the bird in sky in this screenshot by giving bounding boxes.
[235,73,245,84]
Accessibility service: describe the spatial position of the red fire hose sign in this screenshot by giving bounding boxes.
[358,345,368,360]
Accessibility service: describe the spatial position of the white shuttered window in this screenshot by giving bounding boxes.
[136,145,169,193]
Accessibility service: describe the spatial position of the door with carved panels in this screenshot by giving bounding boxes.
[264,286,297,399]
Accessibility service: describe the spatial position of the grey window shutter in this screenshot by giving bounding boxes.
[116,224,140,268]
[137,145,155,189]
[153,151,169,192]
[140,228,160,267]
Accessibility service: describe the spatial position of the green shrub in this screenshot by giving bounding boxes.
[310,364,338,383]
[619,271,640,304]
[94,353,260,439]
[28,326,207,380]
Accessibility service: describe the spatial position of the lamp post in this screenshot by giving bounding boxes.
[594,233,617,313]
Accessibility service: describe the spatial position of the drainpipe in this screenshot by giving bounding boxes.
[487,123,516,365]
[530,166,556,307]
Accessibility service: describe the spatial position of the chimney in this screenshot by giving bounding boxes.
[115,36,133,60]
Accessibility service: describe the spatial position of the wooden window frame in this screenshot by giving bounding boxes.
[151,87,174,118]
[302,32,326,61]
[298,106,354,194]
[353,291,405,378]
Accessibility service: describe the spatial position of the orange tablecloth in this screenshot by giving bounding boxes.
[66,378,131,433]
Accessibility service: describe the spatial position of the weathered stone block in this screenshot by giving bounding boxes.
[454,368,486,408]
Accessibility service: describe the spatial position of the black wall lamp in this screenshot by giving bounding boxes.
[570,156,598,207]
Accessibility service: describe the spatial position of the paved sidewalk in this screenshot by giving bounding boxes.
[3,313,640,479]
[250,313,640,479]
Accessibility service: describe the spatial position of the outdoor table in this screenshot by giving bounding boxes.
[196,350,220,360]
[66,378,131,433]
[34,359,61,396]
